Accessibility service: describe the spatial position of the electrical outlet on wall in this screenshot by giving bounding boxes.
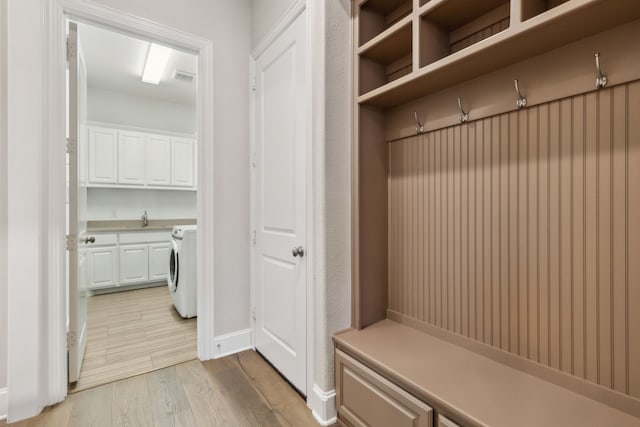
[111,208,118,218]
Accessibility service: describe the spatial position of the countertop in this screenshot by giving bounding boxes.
[87,218,196,232]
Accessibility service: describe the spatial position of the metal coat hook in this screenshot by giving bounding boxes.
[414,112,425,134]
[514,79,527,109]
[457,98,469,123]
[595,53,608,89]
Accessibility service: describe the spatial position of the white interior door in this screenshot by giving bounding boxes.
[253,12,307,394]
[68,21,90,384]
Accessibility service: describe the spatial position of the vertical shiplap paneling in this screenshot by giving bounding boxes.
[519,110,529,357]
[508,111,519,354]
[560,98,573,374]
[572,95,585,379]
[491,116,501,347]
[612,85,627,394]
[628,81,640,399]
[387,81,640,397]
[548,100,561,370]
[538,103,550,366]
[484,119,493,346]
[584,92,599,383]
[598,88,613,389]
[527,107,539,362]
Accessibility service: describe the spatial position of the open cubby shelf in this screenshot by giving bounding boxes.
[356,0,640,108]
[359,0,412,46]
[358,16,413,95]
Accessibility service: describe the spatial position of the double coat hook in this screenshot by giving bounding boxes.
[414,112,425,134]
[514,79,527,109]
[457,98,469,123]
[594,53,607,89]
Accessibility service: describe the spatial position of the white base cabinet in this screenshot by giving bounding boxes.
[119,244,149,284]
[86,230,171,291]
[87,246,119,289]
[149,243,171,281]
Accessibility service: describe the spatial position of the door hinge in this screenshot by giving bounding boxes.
[66,137,77,154]
[66,36,76,62]
[251,74,256,92]
[66,234,77,251]
[251,151,257,168]
[67,331,76,350]
[251,229,257,245]
[251,307,256,321]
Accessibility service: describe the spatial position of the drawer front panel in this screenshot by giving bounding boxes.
[119,231,170,244]
[337,350,433,427]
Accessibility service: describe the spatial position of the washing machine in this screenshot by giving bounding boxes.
[168,225,197,318]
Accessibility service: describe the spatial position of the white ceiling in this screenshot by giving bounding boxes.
[78,23,197,106]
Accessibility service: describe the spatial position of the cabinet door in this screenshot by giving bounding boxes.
[87,246,119,288]
[171,137,195,187]
[118,131,146,185]
[146,134,171,186]
[336,350,433,427]
[88,127,118,184]
[119,244,149,284]
[148,243,170,281]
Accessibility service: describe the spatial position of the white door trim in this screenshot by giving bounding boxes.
[7,0,215,420]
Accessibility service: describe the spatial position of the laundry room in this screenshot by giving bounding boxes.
[68,22,199,392]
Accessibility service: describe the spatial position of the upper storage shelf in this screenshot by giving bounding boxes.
[356,0,640,108]
[359,0,413,45]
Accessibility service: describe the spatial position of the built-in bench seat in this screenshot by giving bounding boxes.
[333,319,640,427]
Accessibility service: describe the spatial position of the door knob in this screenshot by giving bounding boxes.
[83,236,96,244]
[292,246,305,257]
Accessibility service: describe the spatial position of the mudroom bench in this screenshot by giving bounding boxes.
[334,319,640,427]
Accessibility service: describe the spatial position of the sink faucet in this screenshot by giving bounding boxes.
[141,210,148,227]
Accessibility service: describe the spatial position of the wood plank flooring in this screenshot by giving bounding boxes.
[4,351,323,426]
[71,286,197,392]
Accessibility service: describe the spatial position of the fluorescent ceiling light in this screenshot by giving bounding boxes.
[142,44,172,85]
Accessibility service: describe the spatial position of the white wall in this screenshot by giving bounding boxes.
[314,0,351,394]
[0,0,8,393]
[88,87,196,134]
[87,188,197,220]
[250,0,296,48]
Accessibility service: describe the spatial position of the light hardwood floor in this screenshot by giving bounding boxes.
[70,285,197,392]
[4,351,324,426]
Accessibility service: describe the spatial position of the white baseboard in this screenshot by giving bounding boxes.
[0,388,7,421]
[212,328,253,359]
[309,384,337,426]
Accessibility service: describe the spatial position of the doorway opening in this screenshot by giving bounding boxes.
[66,20,199,392]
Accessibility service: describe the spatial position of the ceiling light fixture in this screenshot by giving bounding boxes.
[142,43,172,85]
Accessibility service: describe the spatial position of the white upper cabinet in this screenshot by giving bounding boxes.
[146,134,172,186]
[86,125,196,190]
[171,137,195,187]
[88,127,118,183]
[118,130,146,185]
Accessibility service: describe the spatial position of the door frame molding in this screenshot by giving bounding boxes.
[249,0,321,418]
[7,0,215,419]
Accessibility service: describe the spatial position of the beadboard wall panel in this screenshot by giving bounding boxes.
[388,81,640,398]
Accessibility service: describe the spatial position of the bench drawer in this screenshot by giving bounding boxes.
[336,349,433,427]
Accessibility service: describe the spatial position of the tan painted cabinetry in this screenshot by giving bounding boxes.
[340,0,640,425]
[336,350,433,427]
